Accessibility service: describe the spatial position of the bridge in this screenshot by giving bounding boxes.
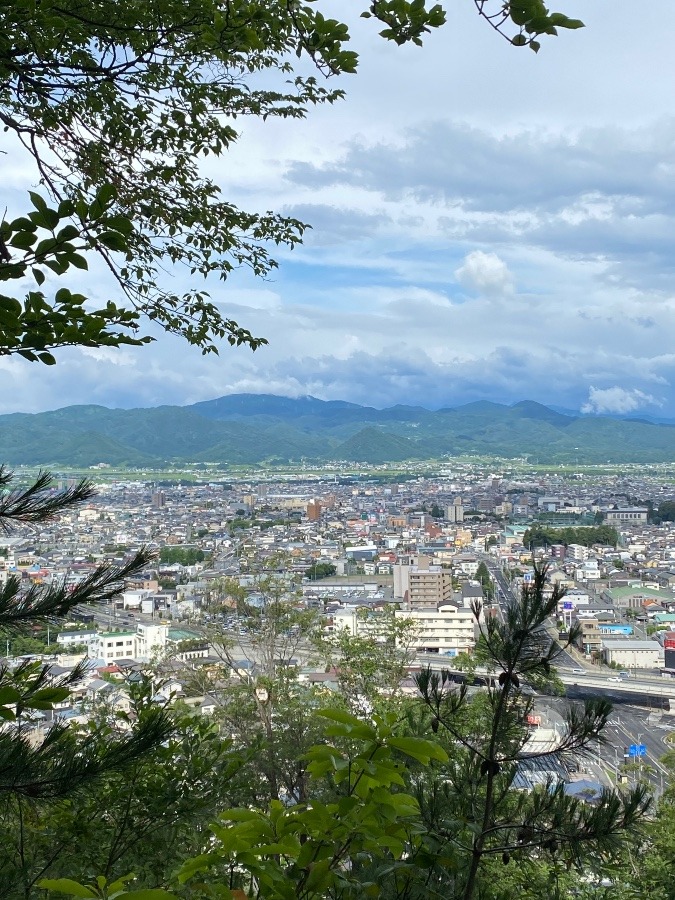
[413,653,675,709]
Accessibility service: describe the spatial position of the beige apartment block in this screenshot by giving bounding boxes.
[394,554,453,609]
[601,640,664,670]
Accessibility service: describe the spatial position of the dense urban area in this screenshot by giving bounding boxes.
[7,464,675,761]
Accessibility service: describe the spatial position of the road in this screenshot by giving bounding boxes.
[538,693,674,794]
[484,558,580,669]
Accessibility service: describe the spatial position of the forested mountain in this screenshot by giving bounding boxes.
[2,394,675,465]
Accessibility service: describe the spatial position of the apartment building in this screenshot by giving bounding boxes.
[91,623,168,664]
[394,554,453,609]
[395,604,477,656]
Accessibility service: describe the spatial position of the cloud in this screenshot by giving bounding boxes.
[581,386,662,415]
[455,251,514,295]
[4,2,675,421]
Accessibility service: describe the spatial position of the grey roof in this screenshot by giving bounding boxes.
[602,640,664,650]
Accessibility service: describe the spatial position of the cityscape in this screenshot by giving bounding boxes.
[3,0,675,897]
[6,461,675,789]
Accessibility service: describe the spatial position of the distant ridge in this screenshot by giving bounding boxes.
[0,393,673,466]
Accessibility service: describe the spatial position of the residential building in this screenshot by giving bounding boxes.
[395,604,477,656]
[394,554,453,609]
[604,508,649,524]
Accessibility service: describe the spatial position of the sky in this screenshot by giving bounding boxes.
[3,1,675,417]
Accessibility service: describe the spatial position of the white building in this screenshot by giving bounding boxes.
[395,604,477,657]
[566,544,588,562]
[556,589,590,613]
[93,630,137,664]
[601,639,664,670]
[56,629,98,651]
[121,588,153,610]
[91,623,168,664]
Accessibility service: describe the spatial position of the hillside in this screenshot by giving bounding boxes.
[0,394,672,465]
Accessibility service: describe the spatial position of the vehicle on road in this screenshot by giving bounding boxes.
[571,668,587,676]
[618,671,630,679]
[607,677,620,682]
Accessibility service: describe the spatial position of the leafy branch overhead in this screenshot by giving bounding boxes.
[475,0,584,52]
[0,0,582,362]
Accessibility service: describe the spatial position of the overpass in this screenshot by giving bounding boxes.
[414,653,675,709]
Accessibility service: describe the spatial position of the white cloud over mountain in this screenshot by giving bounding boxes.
[581,387,662,416]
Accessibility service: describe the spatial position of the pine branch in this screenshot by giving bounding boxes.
[0,547,156,630]
[0,707,174,799]
[0,469,96,530]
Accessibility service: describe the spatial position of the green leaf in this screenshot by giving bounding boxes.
[388,736,449,764]
[56,225,81,242]
[176,853,216,884]
[55,287,72,304]
[121,891,176,899]
[28,191,49,214]
[9,232,38,250]
[38,878,97,898]
[32,267,46,285]
[218,808,263,823]
[97,231,128,252]
[95,184,117,208]
[0,686,21,706]
[317,708,364,727]
[69,253,89,270]
[26,686,70,706]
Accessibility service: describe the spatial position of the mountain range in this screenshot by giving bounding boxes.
[2,394,675,466]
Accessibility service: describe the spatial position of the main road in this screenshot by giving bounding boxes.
[482,557,580,669]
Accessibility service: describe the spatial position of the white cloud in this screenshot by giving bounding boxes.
[455,251,514,295]
[5,3,675,418]
[581,386,662,415]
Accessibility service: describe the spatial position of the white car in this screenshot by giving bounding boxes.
[607,677,621,683]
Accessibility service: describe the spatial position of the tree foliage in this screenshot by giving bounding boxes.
[476,561,494,600]
[523,524,619,549]
[171,566,649,900]
[306,562,336,581]
[0,686,241,897]
[158,547,205,566]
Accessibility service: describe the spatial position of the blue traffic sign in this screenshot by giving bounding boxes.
[628,744,647,757]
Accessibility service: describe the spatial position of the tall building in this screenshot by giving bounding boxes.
[394,554,453,609]
[446,496,464,523]
[395,605,476,656]
[307,500,322,521]
[151,490,166,509]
